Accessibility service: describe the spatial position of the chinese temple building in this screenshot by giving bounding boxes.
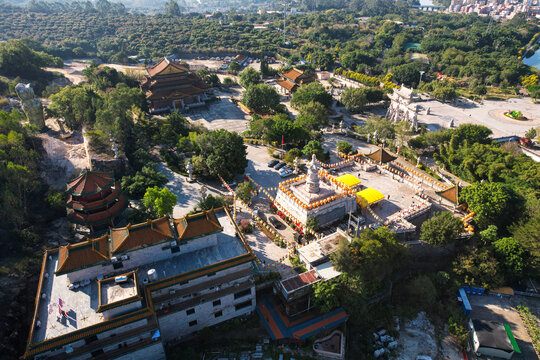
[276,67,316,95]
[141,57,211,113]
[274,155,357,228]
[66,170,127,229]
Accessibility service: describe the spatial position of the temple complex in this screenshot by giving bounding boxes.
[276,67,316,95]
[66,170,127,229]
[23,208,256,359]
[140,57,211,113]
[386,85,419,130]
[274,155,357,227]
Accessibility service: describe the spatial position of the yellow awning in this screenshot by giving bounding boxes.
[356,188,385,208]
[336,174,361,188]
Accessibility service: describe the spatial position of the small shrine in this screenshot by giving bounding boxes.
[274,155,357,227]
[386,85,418,130]
[66,170,127,230]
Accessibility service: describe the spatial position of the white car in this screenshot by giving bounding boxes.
[280,169,294,178]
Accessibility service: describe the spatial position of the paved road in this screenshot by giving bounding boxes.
[417,96,540,137]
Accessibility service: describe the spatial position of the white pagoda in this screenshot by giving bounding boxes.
[274,155,357,228]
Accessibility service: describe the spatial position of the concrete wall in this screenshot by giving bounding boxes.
[113,342,166,360]
[150,262,252,299]
[158,285,256,342]
[275,190,356,227]
[102,300,143,320]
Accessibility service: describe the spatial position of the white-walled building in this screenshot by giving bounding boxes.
[23,208,257,359]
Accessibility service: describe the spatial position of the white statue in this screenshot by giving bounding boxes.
[339,120,344,133]
[200,185,207,200]
[305,154,320,194]
[186,160,194,182]
[15,83,45,129]
[294,156,300,174]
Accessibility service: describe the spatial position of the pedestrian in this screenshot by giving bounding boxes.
[387,194,390,200]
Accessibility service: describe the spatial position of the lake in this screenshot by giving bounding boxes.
[523,48,540,71]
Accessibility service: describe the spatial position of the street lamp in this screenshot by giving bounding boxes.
[419,71,425,87]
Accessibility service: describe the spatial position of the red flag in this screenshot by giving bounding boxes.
[281,135,284,145]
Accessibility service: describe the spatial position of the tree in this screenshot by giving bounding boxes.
[260,56,269,76]
[302,140,325,160]
[121,165,168,198]
[337,141,353,154]
[341,87,367,113]
[235,181,255,204]
[197,194,226,211]
[363,116,395,140]
[525,127,537,140]
[527,84,540,101]
[284,148,302,163]
[453,247,503,288]
[239,67,260,89]
[306,216,320,231]
[493,237,527,281]
[142,186,177,218]
[48,85,99,130]
[228,61,241,73]
[165,0,182,15]
[391,62,424,87]
[193,129,248,180]
[241,84,281,114]
[420,211,463,246]
[433,85,458,102]
[296,101,328,131]
[291,82,333,109]
[313,280,340,313]
[460,182,523,230]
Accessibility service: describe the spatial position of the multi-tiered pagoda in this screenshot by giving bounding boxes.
[141,57,211,113]
[66,170,127,229]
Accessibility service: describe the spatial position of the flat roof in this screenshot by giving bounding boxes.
[98,271,139,311]
[314,262,341,281]
[31,210,250,346]
[471,319,514,352]
[298,232,345,265]
[32,254,106,343]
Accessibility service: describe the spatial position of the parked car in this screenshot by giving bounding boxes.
[282,165,293,171]
[269,216,282,229]
[267,159,279,167]
[280,169,294,178]
[221,181,237,188]
[274,162,286,170]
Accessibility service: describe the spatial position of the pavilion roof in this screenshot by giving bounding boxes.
[174,209,223,241]
[110,216,173,254]
[66,170,115,197]
[281,68,304,82]
[436,185,459,204]
[55,235,109,274]
[366,148,396,163]
[277,79,297,91]
[146,57,189,78]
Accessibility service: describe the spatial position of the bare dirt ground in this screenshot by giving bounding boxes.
[396,312,461,360]
[37,119,89,189]
[469,294,539,360]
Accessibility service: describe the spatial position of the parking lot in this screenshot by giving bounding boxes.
[468,294,538,359]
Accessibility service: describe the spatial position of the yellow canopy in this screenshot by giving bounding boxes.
[336,174,361,188]
[356,188,385,208]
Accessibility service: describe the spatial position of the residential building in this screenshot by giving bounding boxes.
[23,208,257,359]
[276,67,316,95]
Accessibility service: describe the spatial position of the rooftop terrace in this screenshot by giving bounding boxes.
[30,210,250,346]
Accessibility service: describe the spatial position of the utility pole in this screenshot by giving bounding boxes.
[283,2,287,45]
